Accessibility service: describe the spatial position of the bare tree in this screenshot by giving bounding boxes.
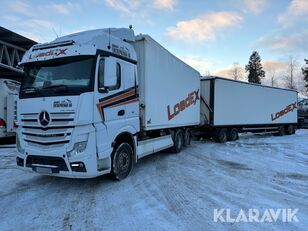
[268,67,276,87]
[285,56,297,89]
[229,62,243,80]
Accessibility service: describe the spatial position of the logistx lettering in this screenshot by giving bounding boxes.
[29,48,67,59]
[271,102,297,121]
[167,90,200,120]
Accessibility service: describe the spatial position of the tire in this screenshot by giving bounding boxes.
[277,125,286,136]
[227,128,239,141]
[110,143,134,180]
[183,129,192,147]
[171,129,184,153]
[215,128,228,143]
[286,125,295,135]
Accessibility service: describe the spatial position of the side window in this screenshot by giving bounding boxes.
[98,59,104,89]
[110,63,121,90]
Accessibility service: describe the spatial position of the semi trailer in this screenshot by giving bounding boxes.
[16,28,200,179]
[15,27,298,180]
[0,78,20,139]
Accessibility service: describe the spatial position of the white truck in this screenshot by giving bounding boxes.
[0,79,20,139]
[199,77,298,142]
[16,28,200,179]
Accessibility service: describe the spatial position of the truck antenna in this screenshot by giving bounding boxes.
[52,27,59,38]
[107,28,111,50]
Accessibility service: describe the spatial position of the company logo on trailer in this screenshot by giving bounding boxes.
[167,90,200,121]
[29,48,67,59]
[271,102,297,121]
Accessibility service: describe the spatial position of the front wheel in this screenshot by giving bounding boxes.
[110,143,134,180]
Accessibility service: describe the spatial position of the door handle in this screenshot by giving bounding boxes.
[118,110,125,116]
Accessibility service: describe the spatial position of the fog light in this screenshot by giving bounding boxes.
[70,162,86,172]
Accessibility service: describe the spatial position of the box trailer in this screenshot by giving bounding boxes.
[199,77,298,142]
[16,28,200,179]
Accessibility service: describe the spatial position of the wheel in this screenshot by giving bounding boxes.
[227,128,239,141]
[183,129,192,147]
[171,129,184,153]
[110,143,134,180]
[286,125,295,135]
[276,126,286,136]
[215,128,228,143]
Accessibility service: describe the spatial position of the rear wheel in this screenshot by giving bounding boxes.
[215,128,228,143]
[171,129,184,153]
[183,129,192,147]
[110,143,133,180]
[276,125,286,136]
[227,128,239,141]
[286,125,295,135]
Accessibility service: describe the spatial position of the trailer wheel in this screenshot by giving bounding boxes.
[215,128,228,143]
[110,143,133,180]
[171,129,184,153]
[227,128,239,141]
[277,126,286,136]
[286,125,295,135]
[183,129,191,147]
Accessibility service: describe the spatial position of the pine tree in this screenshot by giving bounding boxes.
[245,51,265,84]
[302,59,308,92]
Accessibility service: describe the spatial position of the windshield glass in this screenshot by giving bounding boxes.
[20,56,95,98]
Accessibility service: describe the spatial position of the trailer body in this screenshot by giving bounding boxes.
[133,35,200,130]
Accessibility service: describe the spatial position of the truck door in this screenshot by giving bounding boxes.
[97,56,126,123]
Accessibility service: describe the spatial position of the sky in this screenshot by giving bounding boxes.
[1,0,307,83]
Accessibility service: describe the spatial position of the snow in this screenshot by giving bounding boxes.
[0,131,308,230]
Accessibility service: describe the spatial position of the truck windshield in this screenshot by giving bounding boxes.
[20,56,95,98]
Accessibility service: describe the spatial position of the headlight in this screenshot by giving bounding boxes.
[67,141,88,158]
[16,135,24,154]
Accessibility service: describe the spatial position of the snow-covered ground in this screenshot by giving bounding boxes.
[0,130,307,231]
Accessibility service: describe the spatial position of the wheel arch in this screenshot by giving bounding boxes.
[113,132,137,163]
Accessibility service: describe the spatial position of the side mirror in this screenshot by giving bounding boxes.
[104,58,117,88]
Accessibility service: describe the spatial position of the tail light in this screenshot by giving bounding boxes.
[0,118,6,128]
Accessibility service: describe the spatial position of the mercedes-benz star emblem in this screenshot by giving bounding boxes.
[39,111,50,127]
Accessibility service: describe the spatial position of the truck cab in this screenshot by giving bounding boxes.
[16,28,140,179]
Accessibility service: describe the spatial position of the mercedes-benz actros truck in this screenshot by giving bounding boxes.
[16,28,200,179]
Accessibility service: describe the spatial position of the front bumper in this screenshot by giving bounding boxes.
[16,127,111,179]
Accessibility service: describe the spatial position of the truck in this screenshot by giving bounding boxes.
[0,78,20,139]
[198,77,298,142]
[298,97,308,128]
[15,27,298,180]
[16,28,200,179]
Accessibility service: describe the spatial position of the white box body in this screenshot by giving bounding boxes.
[200,77,298,126]
[132,35,200,130]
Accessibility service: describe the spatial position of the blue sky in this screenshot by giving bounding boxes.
[1,0,307,77]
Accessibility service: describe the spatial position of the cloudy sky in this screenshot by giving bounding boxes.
[1,0,307,77]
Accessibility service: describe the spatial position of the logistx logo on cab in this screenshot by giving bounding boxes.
[29,48,67,60]
[167,90,200,121]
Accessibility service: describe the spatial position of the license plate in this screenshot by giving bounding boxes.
[35,167,52,174]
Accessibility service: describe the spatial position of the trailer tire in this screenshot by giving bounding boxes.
[183,129,191,147]
[227,128,239,141]
[110,143,133,181]
[277,126,286,136]
[286,125,295,135]
[215,128,228,143]
[171,129,184,153]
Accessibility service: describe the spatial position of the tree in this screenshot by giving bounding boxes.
[285,56,297,89]
[303,59,308,92]
[245,51,265,84]
[229,62,243,80]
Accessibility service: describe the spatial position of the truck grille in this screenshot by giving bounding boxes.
[20,112,75,147]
